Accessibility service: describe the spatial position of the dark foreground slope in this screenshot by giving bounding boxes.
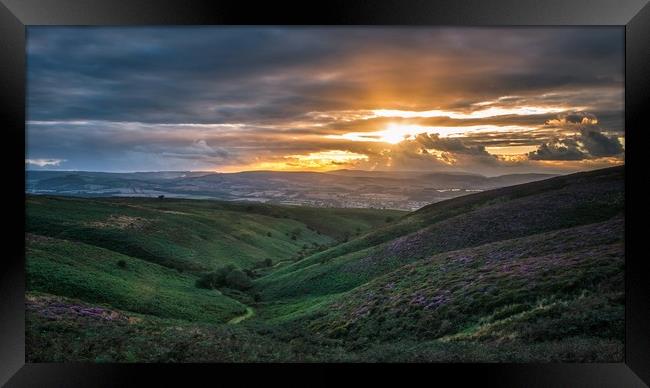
[302,216,624,361]
[26,166,624,362]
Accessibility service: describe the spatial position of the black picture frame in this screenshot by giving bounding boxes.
[1,0,648,386]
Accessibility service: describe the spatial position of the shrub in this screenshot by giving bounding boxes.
[195,265,235,289]
[385,216,394,223]
[195,265,252,291]
[244,268,257,279]
[117,260,127,269]
[290,228,302,239]
[225,269,253,290]
[266,232,272,237]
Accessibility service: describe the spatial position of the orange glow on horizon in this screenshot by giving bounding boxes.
[217,150,369,172]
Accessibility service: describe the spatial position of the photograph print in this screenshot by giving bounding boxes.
[25,26,625,362]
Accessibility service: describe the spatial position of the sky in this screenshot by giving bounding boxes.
[26,27,624,175]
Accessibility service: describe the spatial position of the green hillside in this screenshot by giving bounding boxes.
[26,166,624,362]
[27,235,247,323]
[26,196,404,271]
[255,166,624,299]
[26,196,401,326]
[302,217,624,360]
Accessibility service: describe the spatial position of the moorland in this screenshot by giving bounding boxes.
[25,166,624,362]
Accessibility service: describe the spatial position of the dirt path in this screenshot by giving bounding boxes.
[227,306,255,324]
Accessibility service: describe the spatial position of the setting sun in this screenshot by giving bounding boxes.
[378,124,420,144]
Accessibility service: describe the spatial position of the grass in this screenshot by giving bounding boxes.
[26,235,247,323]
[254,166,624,300]
[26,292,355,362]
[25,166,625,362]
[26,196,403,272]
[301,217,624,351]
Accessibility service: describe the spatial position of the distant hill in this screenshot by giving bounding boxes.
[26,169,558,210]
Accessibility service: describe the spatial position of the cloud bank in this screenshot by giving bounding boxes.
[26,27,624,174]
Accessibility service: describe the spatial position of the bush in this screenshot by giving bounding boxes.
[195,265,234,289]
[290,228,302,240]
[195,265,252,291]
[266,232,272,237]
[117,260,127,269]
[244,268,257,279]
[225,269,253,290]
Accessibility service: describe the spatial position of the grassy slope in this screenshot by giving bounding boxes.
[26,284,621,362]
[255,166,624,300]
[26,235,247,323]
[25,166,624,362]
[26,196,404,271]
[25,196,400,325]
[26,293,354,362]
[305,217,623,344]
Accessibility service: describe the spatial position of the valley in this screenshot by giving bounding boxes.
[25,166,624,362]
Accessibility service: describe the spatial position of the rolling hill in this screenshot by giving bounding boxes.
[25,166,624,362]
[255,166,623,299]
[26,196,404,271]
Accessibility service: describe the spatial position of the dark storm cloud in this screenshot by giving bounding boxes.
[528,128,623,161]
[528,138,587,161]
[27,27,624,124]
[26,27,624,172]
[580,129,624,157]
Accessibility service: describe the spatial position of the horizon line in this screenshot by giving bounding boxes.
[24,167,573,177]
